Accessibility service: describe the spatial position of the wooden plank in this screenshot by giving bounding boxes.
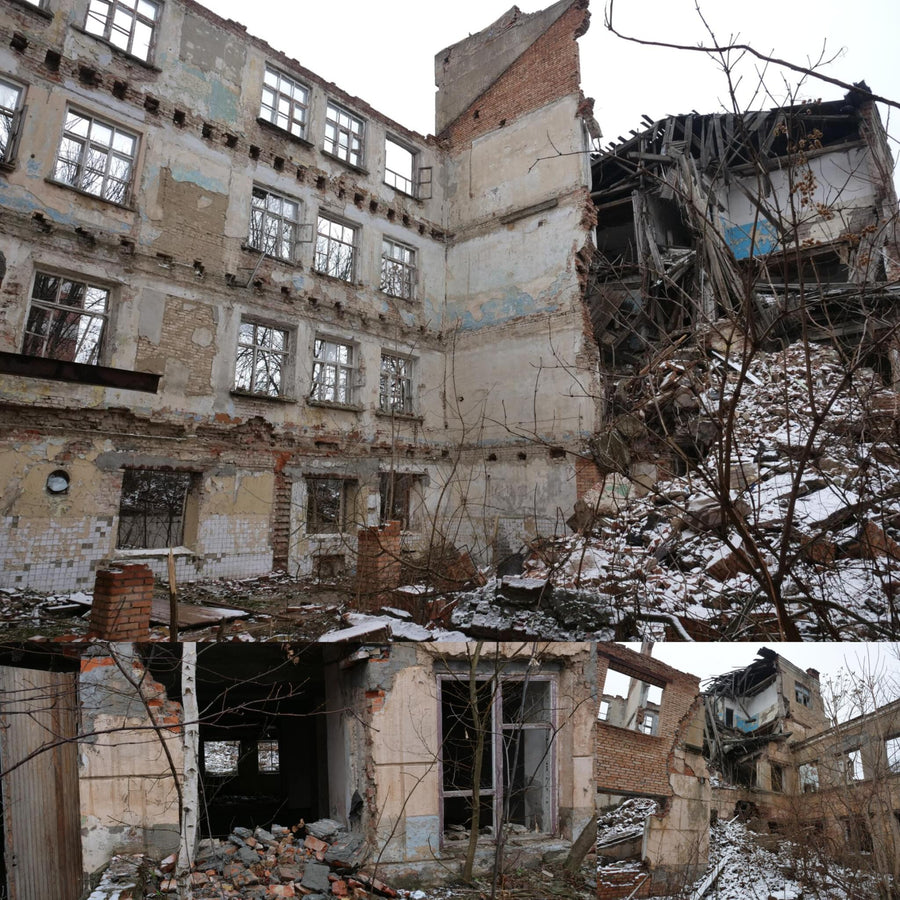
[149,597,248,628]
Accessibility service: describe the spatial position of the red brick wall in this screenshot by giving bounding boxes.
[441,2,589,147]
[596,869,653,899]
[575,456,601,499]
[89,564,153,640]
[596,645,702,797]
[355,521,402,610]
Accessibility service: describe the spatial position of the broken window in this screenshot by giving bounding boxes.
[116,469,195,550]
[0,78,24,164]
[380,238,416,300]
[384,137,415,195]
[203,740,240,776]
[22,272,109,365]
[85,0,159,62]
[795,684,811,707]
[234,320,290,397]
[799,762,819,793]
[259,66,309,139]
[306,477,354,534]
[886,736,900,773]
[770,763,783,793]
[248,186,301,261]
[844,748,864,782]
[323,101,364,167]
[379,472,419,530]
[54,108,137,204]
[843,816,873,853]
[310,337,355,405]
[598,699,610,721]
[314,215,357,282]
[257,740,279,774]
[379,352,413,414]
[602,666,663,735]
[440,676,555,835]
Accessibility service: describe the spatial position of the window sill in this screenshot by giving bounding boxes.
[6,0,53,20]
[73,26,162,71]
[384,181,419,202]
[256,117,313,149]
[312,269,361,287]
[307,398,362,413]
[379,288,418,303]
[319,149,369,176]
[45,177,135,210]
[230,389,296,403]
[240,243,299,267]
[0,158,17,174]
[375,409,423,424]
[113,546,194,559]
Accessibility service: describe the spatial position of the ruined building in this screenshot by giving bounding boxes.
[0,641,596,897]
[0,0,599,593]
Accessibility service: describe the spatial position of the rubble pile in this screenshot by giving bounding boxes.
[159,819,396,899]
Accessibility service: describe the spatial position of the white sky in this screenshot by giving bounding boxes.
[202,0,900,160]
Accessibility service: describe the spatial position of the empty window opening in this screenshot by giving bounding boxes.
[314,215,357,282]
[23,272,109,365]
[306,477,354,534]
[795,684,811,707]
[257,740,280,773]
[799,762,819,793]
[602,666,663,736]
[886,736,900,773]
[54,108,137,204]
[770,763,784,793]
[0,78,24,163]
[117,468,194,550]
[310,337,355,405]
[259,67,309,139]
[379,472,420,530]
[845,748,864,782]
[379,352,413,414]
[234,320,290,397]
[324,101,364,167]
[384,137,415,195]
[598,699,610,721]
[85,0,159,62]
[380,238,416,300]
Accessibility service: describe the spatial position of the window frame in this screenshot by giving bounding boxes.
[22,270,111,365]
[323,100,365,168]
[248,185,302,263]
[116,467,196,551]
[259,65,310,141]
[310,336,356,406]
[379,471,421,530]
[380,238,417,300]
[379,351,415,415]
[233,318,292,399]
[886,735,900,774]
[437,674,557,841]
[0,76,25,166]
[84,0,161,63]
[794,683,811,707]
[384,135,417,196]
[305,475,355,535]
[314,213,358,282]
[53,107,139,205]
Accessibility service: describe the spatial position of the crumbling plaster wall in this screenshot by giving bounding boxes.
[77,645,183,877]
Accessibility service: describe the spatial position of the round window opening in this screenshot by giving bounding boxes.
[46,470,70,494]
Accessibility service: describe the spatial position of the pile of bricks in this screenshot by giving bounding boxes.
[160,819,398,899]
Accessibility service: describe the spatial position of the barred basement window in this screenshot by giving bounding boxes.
[315,215,357,282]
[306,476,354,534]
[117,468,194,550]
[380,238,416,300]
[379,352,413,414]
[85,0,160,62]
[234,320,290,397]
[323,101,365,167]
[22,272,109,364]
[310,337,355,405]
[249,186,301,261]
[0,78,24,163]
[54,108,138,204]
[259,66,309,139]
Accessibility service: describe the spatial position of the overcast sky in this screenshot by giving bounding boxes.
[203,0,900,157]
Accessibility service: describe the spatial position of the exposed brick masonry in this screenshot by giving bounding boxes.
[355,521,402,610]
[88,564,153,640]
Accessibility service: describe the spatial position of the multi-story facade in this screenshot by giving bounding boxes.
[0,0,600,592]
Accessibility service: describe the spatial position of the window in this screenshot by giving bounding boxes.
[54,109,137,204]
[379,472,419,530]
[203,740,239,776]
[117,468,194,549]
[310,337,355,405]
[0,78,24,164]
[799,762,819,793]
[323,101,364,167]
[598,699,610,721]
[640,710,658,735]
[440,677,554,834]
[259,67,309,139]
[84,0,160,62]
[257,740,279,773]
[380,238,416,300]
[384,137,415,195]
[379,352,414,414]
[248,187,301,261]
[22,272,109,364]
[795,684,811,707]
[315,215,357,281]
[234,320,290,397]
[887,736,900,773]
[602,667,663,736]
[844,748,864,782]
[770,763,783,793]
[306,476,354,534]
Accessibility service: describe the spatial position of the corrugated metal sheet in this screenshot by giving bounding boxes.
[0,666,82,900]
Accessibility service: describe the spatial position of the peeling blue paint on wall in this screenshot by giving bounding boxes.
[0,184,131,232]
[167,163,227,195]
[404,814,440,858]
[209,80,241,124]
[447,288,562,330]
[723,218,779,260]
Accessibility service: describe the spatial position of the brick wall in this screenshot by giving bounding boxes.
[574,456,601,499]
[441,2,588,147]
[596,645,703,797]
[88,564,153,640]
[596,868,653,900]
[355,521,402,610]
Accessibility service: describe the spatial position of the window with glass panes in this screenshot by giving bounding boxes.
[379,353,413,414]
[314,215,357,282]
[310,337,354,405]
[234,320,290,397]
[0,79,23,162]
[85,0,159,62]
[380,238,416,300]
[259,67,309,139]
[324,101,364,166]
[249,187,300,261]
